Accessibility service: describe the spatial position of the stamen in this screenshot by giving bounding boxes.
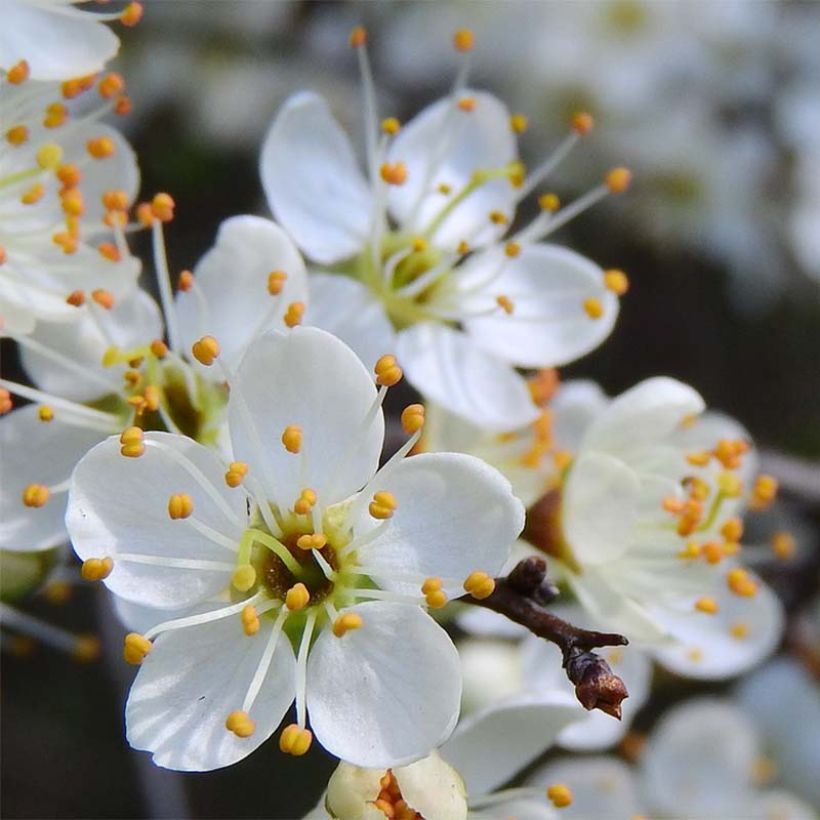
[151,220,182,352]
[332,611,363,638]
[605,167,632,194]
[22,484,49,508]
[241,605,260,636]
[422,577,448,609]
[245,529,303,577]
[380,162,408,186]
[191,335,220,366]
[293,608,318,731]
[694,597,719,614]
[267,270,287,295]
[120,426,145,457]
[143,594,264,642]
[232,564,257,592]
[349,25,379,184]
[37,406,54,423]
[123,632,152,665]
[369,491,397,520]
[283,301,305,328]
[295,533,327,551]
[547,784,573,809]
[7,60,30,85]
[81,557,113,581]
[0,604,100,661]
[750,475,777,510]
[293,488,317,515]
[771,531,795,561]
[225,462,249,488]
[279,724,313,757]
[603,269,629,295]
[116,554,236,572]
[727,568,758,597]
[400,403,425,434]
[463,571,495,600]
[225,710,255,738]
[281,425,303,454]
[285,583,310,611]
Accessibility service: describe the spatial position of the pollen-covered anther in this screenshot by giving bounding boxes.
[225,710,255,738]
[714,438,747,469]
[87,136,115,159]
[496,295,515,315]
[505,241,521,258]
[332,612,364,638]
[22,484,49,508]
[730,622,749,640]
[422,577,448,609]
[241,605,260,636]
[720,518,744,543]
[150,339,169,358]
[56,164,81,188]
[411,237,427,252]
[81,557,114,581]
[281,424,302,454]
[267,270,287,295]
[293,488,317,515]
[381,117,401,135]
[453,28,475,52]
[43,102,69,129]
[375,354,403,386]
[280,724,313,756]
[702,541,724,565]
[727,567,758,597]
[98,242,120,261]
[285,583,310,611]
[489,209,508,225]
[232,564,256,592]
[677,540,702,560]
[102,189,129,211]
[463,571,495,600]
[1,389,13,414]
[61,75,94,99]
[283,301,305,328]
[380,162,408,186]
[98,72,125,99]
[539,192,561,212]
[142,385,160,413]
[38,406,54,423]
[91,289,115,310]
[168,493,194,520]
[225,461,249,488]
[66,289,86,307]
[192,335,220,366]
[369,491,397,520]
[605,167,632,194]
[457,240,471,255]
[7,60,29,85]
[114,95,132,116]
[771,531,795,561]
[123,632,152,665]
[583,297,604,319]
[296,533,328,551]
[750,474,778,510]
[604,269,629,295]
[136,202,154,226]
[510,113,529,133]
[686,450,712,467]
[121,2,144,26]
[686,476,710,502]
[349,24,367,48]
[695,597,719,615]
[21,183,45,205]
[547,783,573,809]
[571,111,595,135]
[151,192,175,222]
[119,426,145,457]
[6,125,28,146]
[437,182,452,195]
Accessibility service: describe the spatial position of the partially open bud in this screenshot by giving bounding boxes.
[566,648,629,719]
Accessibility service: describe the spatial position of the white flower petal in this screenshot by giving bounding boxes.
[260,92,372,264]
[441,693,582,796]
[387,91,517,249]
[0,1,119,81]
[0,406,109,552]
[306,601,461,767]
[397,322,539,431]
[462,245,618,368]
[459,638,523,714]
[745,791,818,820]
[229,327,383,505]
[305,273,397,372]
[650,576,784,679]
[471,798,555,820]
[176,216,308,371]
[580,377,705,460]
[393,752,468,820]
[67,432,247,608]
[356,452,524,598]
[563,452,641,565]
[21,289,161,402]
[126,614,295,771]
[551,380,609,453]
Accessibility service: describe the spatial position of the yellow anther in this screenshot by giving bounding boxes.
[294,488,318,515]
[38,405,54,423]
[583,297,604,319]
[380,162,408,186]
[120,426,145,458]
[369,491,398,520]
[225,461,249,488]
[381,117,400,135]
[411,237,428,252]
[538,192,561,212]
[677,540,702,560]
[151,192,175,222]
[422,577,447,609]
[730,622,749,640]
[281,424,303,454]
[231,564,257,592]
[35,143,63,170]
[687,450,712,467]
[178,270,194,291]
[571,112,595,135]
[453,28,475,52]
[56,164,81,188]
[98,72,125,99]
[510,113,529,133]
[241,604,260,636]
[87,136,115,159]
[332,612,364,638]
[715,438,744,469]
[285,583,310,611]
[91,288,114,310]
[284,301,305,327]
[349,25,367,48]
[296,533,328,551]
[168,493,194,520]
[604,269,629,295]
[489,209,508,225]
[279,723,313,756]
[80,557,114,581]
[374,354,403,386]
[136,202,154,226]
[505,241,521,258]
[61,74,95,99]
[192,335,220,366]
[750,474,778,510]
[605,167,632,194]
[267,270,288,295]
[687,476,710,502]
[225,710,255,738]
[102,189,129,211]
[21,183,45,205]
[123,370,141,387]
[128,395,147,413]
[528,368,559,406]
[457,240,471,255]
[98,242,121,261]
[437,182,452,195]
[695,597,719,615]
[6,124,28,145]
[121,1,144,26]
[123,632,152,665]
[496,295,515,315]
[72,635,101,663]
[720,518,744,543]
[7,60,29,85]
[703,541,724,565]
[0,389,11,415]
[547,784,573,809]
[141,385,160,413]
[722,540,741,557]
[22,484,49,508]
[727,567,758,597]
[771,531,796,561]
[463,571,495,600]
[457,96,476,113]
[43,101,69,128]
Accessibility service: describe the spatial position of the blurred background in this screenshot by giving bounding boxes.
[2,1,819,817]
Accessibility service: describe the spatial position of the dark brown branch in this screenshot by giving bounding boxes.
[460,556,629,718]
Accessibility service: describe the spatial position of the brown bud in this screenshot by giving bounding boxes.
[565,649,629,719]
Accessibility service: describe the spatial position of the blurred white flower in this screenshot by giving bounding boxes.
[261,29,627,430]
[67,327,524,771]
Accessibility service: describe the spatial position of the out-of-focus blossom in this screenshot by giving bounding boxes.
[67,328,524,771]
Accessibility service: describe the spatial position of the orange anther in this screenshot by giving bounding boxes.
[267,270,287,295]
[453,29,475,52]
[349,25,367,48]
[7,60,29,85]
[571,112,594,135]
[605,167,632,194]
